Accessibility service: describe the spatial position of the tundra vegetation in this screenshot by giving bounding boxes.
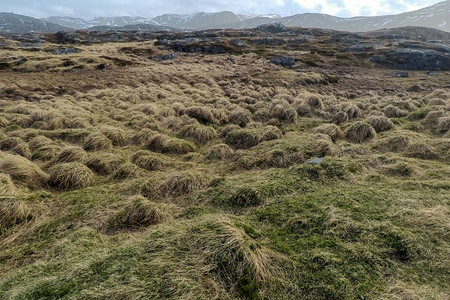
[0,26,449,299]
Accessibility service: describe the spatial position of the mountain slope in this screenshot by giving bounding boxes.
[0,13,70,34]
[235,1,450,32]
[151,11,242,30]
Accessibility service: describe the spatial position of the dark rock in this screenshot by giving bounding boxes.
[407,85,422,92]
[392,71,410,78]
[349,43,382,53]
[50,47,82,55]
[153,52,178,61]
[257,23,288,33]
[270,55,295,67]
[370,49,450,71]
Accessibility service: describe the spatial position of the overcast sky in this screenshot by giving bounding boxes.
[0,0,444,19]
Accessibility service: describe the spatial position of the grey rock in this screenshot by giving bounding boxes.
[307,158,324,165]
[50,47,82,55]
[270,55,295,67]
[392,71,410,78]
[153,52,178,61]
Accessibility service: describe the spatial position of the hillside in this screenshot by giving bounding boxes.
[0,13,70,34]
[0,26,449,299]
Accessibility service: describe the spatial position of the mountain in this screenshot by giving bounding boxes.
[43,16,89,30]
[151,11,242,30]
[0,13,70,34]
[43,16,157,29]
[1,1,449,34]
[235,1,450,32]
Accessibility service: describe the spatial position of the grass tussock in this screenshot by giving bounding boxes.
[53,146,88,163]
[85,153,124,175]
[104,195,170,233]
[178,123,218,144]
[0,173,18,195]
[0,155,48,187]
[366,116,394,133]
[404,143,438,160]
[225,129,261,149]
[49,162,94,190]
[159,172,209,197]
[83,132,113,151]
[345,121,377,143]
[313,124,343,142]
[130,150,163,171]
[0,200,33,230]
[145,134,196,154]
[99,125,129,146]
[206,143,235,160]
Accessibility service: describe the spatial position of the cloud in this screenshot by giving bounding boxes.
[0,0,444,19]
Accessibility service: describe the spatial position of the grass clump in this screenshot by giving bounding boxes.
[83,132,112,151]
[332,111,349,125]
[53,146,88,163]
[384,105,407,118]
[130,150,163,171]
[104,195,169,233]
[145,134,196,154]
[178,123,218,144]
[229,109,252,127]
[366,116,394,133]
[159,172,209,197]
[0,155,48,187]
[85,153,124,175]
[185,106,216,124]
[99,125,129,146]
[0,200,33,230]
[225,129,261,149]
[0,173,18,195]
[49,162,94,190]
[404,143,438,160]
[313,124,343,142]
[206,144,235,160]
[345,121,376,143]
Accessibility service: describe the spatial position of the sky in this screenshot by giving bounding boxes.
[0,0,445,19]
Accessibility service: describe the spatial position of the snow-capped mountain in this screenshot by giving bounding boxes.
[43,16,157,29]
[235,1,450,32]
[0,13,70,34]
[0,1,449,34]
[151,11,242,30]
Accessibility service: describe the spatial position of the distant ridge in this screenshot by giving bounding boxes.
[1,1,449,33]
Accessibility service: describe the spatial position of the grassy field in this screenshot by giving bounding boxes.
[0,31,449,299]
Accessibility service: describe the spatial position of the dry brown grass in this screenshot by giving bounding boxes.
[332,111,349,125]
[404,143,438,160]
[159,172,209,197]
[225,129,261,149]
[104,195,170,233]
[206,143,235,160]
[0,173,18,195]
[366,116,394,133]
[53,146,88,164]
[178,123,218,144]
[0,155,49,187]
[85,153,124,175]
[130,150,163,171]
[49,162,94,190]
[0,199,32,229]
[83,132,113,151]
[99,125,129,146]
[313,124,344,142]
[345,121,377,143]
